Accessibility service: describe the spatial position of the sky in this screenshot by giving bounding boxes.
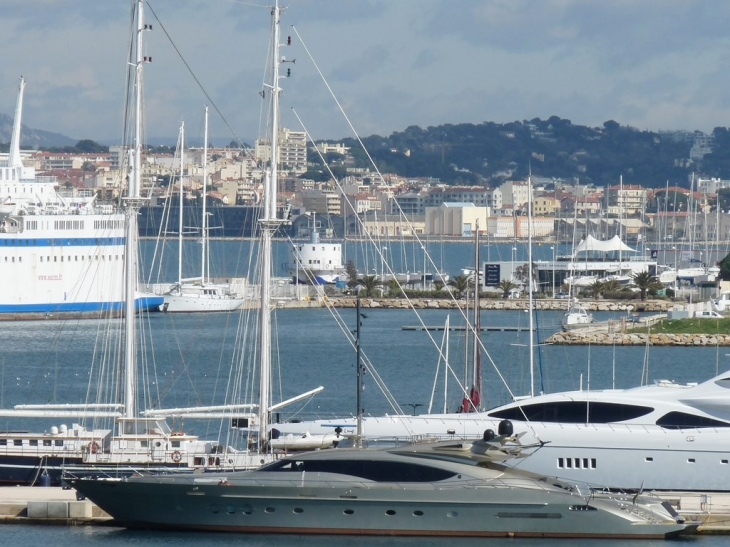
[2,0,730,146]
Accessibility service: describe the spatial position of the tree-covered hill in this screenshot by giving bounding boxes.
[334,117,728,189]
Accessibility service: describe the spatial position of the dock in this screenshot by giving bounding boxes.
[0,486,110,525]
[402,325,534,332]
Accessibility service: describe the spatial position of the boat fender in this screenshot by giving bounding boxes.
[171,450,182,463]
[498,420,513,436]
[482,429,495,441]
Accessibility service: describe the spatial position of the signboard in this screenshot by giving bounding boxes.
[484,263,500,287]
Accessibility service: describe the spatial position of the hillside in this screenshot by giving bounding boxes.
[334,117,723,189]
[0,113,76,149]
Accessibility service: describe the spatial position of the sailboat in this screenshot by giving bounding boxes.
[69,9,692,537]
[0,1,263,485]
[162,109,245,312]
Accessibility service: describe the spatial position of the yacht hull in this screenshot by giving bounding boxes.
[72,473,688,538]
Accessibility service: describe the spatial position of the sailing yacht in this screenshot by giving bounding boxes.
[162,110,244,312]
[0,1,262,485]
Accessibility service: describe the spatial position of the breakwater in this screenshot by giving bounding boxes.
[327,297,677,313]
[546,331,730,346]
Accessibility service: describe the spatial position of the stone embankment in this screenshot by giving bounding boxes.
[328,297,677,312]
[547,331,730,346]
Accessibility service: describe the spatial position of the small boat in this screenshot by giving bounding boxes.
[290,214,347,285]
[70,420,693,538]
[561,298,595,330]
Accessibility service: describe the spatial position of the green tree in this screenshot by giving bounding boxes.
[590,279,605,299]
[433,280,445,292]
[448,274,471,298]
[358,275,382,297]
[498,279,518,299]
[346,260,359,289]
[386,279,402,297]
[632,270,657,301]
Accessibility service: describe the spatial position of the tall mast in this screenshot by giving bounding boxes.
[471,219,482,411]
[178,122,185,286]
[9,77,25,171]
[527,175,535,397]
[202,106,209,284]
[258,0,284,446]
[124,0,150,420]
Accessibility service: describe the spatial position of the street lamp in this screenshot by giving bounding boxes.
[550,245,555,297]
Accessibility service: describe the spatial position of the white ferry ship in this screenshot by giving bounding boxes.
[0,77,162,319]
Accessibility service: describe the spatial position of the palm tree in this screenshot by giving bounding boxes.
[498,279,518,299]
[346,260,359,290]
[589,279,605,300]
[632,270,657,301]
[448,274,471,298]
[433,280,445,292]
[385,278,402,298]
[358,275,382,298]
[601,278,622,296]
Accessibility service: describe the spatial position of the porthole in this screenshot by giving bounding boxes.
[385,510,396,516]
[209,505,219,514]
[344,509,354,515]
[226,505,236,515]
[293,508,303,514]
[242,506,254,515]
[447,511,458,518]
[413,510,424,516]
[265,507,275,513]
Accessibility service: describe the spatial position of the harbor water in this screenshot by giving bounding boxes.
[1,239,727,545]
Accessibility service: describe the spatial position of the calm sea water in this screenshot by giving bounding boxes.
[0,239,727,545]
[0,524,718,547]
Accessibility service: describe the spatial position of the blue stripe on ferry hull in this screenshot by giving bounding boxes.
[0,296,163,315]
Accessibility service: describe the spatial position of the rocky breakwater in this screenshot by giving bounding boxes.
[547,331,730,346]
[329,297,677,312]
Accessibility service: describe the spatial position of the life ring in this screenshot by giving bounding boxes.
[171,450,182,463]
[88,442,100,454]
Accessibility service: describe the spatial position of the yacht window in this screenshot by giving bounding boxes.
[489,401,653,423]
[656,412,730,429]
[0,439,5,446]
[557,458,564,468]
[43,440,51,446]
[30,440,38,447]
[645,457,653,462]
[591,458,596,468]
[171,441,181,448]
[260,458,458,482]
[688,458,696,463]
[55,440,63,446]
[13,440,22,446]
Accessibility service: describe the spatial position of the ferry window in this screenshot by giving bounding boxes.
[13,440,22,446]
[0,439,5,446]
[55,440,63,446]
[582,458,589,468]
[43,440,51,446]
[591,458,596,468]
[18,257,21,263]
[557,458,564,468]
[141,441,148,448]
[40,257,43,262]
[645,457,653,462]
[574,458,581,468]
[722,460,728,464]
[656,412,730,429]
[688,459,696,463]
[566,459,572,468]
[172,441,181,448]
[30,440,38,447]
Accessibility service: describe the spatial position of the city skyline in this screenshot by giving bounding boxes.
[2,1,730,145]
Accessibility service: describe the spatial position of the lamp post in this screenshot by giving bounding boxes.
[421,244,427,290]
[551,245,555,297]
[381,246,387,282]
[511,245,517,281]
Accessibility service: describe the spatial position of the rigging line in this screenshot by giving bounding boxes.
[287,41,516,401]
[291,107,518,406]
[145,1,248,150]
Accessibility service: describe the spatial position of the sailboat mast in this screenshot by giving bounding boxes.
[124,0,148,419]
[9,77,25,170]
[178,122,185,287]
[258,0,284,446]
[202,106,209,285]
[471,219,482,410]
[527,175,535,397]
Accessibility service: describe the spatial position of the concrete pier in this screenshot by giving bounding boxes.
[0,487,110,525]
